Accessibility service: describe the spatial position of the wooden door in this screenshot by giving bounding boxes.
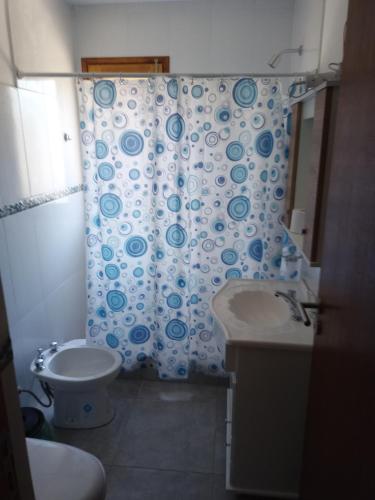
[301,0,375,499]
[0,278,35,500]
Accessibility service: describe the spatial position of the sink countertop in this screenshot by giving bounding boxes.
[211,279,316,351]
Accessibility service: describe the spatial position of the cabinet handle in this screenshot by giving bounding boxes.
[225,418,232,424]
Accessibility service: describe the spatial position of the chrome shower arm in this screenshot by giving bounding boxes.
[268,45,304,69]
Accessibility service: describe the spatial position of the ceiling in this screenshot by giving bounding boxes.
[65,0,191,5]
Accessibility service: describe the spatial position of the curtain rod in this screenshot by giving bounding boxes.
[16,69,316,79]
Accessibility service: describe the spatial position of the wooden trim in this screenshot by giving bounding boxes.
[285,102,302,226]
[0,280,35,500]
[81,56,170,73]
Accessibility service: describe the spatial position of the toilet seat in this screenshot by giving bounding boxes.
[26,438,106,500]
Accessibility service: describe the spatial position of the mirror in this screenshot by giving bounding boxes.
[285,83,339,264]
[292,98,314,240]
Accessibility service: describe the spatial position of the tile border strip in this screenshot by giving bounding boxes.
[0,184,84,219]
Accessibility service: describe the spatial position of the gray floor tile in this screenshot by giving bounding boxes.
[109,378,142,400]
[53,425,87,448]
[212,475,238,500]
[212,474,284,500]
[106,466,213,500]
[113,398,216,473]
[54,378,232,498]
[139,380,226,402]
[55,398,134,465]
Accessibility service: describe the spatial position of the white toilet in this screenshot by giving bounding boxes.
[27,438,106,500]
[31,339,122,428]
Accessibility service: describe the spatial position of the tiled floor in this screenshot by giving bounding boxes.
[53,377,248,500]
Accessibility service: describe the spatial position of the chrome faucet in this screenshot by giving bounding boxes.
[274,289,320,327]
[34,357,45,371]
[36,347,45,359]
[50,341,58,353]
[34,347,45,371]
[274,289,304,323]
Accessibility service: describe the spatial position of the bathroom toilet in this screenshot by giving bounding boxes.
[31,339,122,428]
[27,438,106,500]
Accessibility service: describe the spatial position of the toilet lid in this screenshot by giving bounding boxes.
[26,438,106,500]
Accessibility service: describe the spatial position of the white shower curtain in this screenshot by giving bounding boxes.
[77,76,289,378]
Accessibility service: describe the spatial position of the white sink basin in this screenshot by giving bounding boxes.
[229,290,290,328]
[211,279,315,350]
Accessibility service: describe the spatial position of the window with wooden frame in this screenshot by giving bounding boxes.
[81,56,170,74]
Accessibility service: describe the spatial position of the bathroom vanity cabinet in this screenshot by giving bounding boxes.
[224,344,311,498]
[212,279,314,499]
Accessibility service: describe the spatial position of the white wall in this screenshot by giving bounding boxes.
[320,0,349,72]
[0,0,14,86]
[0,0,349,398]
[0,0,86,398]
[291,0,349,73]
[290,0,324,73]
[289,0,349,297]
[73,0,295,74]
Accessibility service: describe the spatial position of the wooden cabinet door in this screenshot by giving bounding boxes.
[300,0,375,498]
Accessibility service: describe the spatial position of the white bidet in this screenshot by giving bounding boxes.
[31,339,122,428]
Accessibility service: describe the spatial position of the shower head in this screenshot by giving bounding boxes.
[267,45,303,69]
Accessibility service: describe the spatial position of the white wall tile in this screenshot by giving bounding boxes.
[58,79,83,187]
[2,209,43,319]
[0,0,85,396]
[17,83,82,196]
[34,191,85,295]
[44,270,86,344]
[0,84,30,206]
[2,192,86,391]
[0,219,18,327]
[18,89,55,196]
[10,301,50,390]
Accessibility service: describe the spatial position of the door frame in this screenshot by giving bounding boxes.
[0,277,35,500]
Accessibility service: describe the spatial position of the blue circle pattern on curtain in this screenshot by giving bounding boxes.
[77,76,290,379]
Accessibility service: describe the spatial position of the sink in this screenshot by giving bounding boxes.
[228,290,290,328]
[210,279,315,349]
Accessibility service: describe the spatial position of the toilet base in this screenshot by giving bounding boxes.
[53,387,114,429]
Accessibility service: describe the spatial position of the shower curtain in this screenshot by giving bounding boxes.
[77,76,289,378]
